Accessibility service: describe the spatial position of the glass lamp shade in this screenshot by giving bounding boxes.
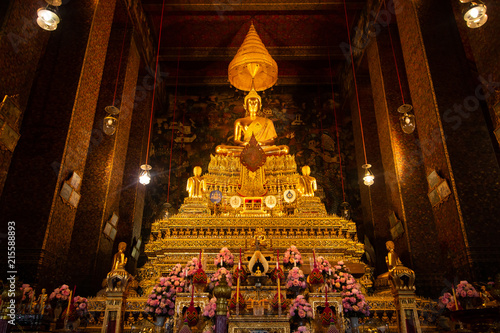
[400,113,416,134]
[362,164,375,186]
[397,104,416,134]
[139,164,152,185]
[103,116,118,136]
[37,6,60,31]
[464,2,488,28]
[340,202,351,220]
[466,13,488,28]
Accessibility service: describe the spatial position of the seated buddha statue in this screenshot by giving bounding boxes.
[376,241,415,290]
[297,165,317,197]
[216,89,289,156]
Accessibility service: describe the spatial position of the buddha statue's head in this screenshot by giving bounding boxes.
[386,240,395,251]
[301,165,311,176]
[244,89,261,116]
[193,166,202,177]
[118,241,127,252]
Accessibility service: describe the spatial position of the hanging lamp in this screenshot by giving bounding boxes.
[103,20,129,136]
[383,0,416,134]
[37,5,60,31]
[362,164,375,186]
[139,164,152,185]
[343,0,374,187]
[463,1,488,28]
[139,0,167,185]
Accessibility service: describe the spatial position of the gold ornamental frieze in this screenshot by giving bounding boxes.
[152,216,354,228]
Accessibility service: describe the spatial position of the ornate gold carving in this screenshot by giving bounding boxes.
[228,24,277,92]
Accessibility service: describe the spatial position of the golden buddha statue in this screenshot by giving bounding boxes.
[216,89,288,156]
[248,229,269,275]
[382,241,415,290]
[111,242,128,271]
[297,165,317,197]
[186,166,206,198]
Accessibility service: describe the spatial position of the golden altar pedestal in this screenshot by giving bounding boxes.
[228,315,290,333]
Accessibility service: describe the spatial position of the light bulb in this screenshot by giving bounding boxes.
[139,164,152,185]
[103,106,120,136]
[400,113,416,134]
[362,164,374,186]
[103,116,118,135]
[139,173,151,185]
[470,8,479,18]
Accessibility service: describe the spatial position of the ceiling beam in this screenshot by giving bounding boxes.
[141,0,366,13]
[158,46,347,61]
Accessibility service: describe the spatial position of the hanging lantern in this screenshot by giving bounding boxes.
[185,284,199,327]
[270,292,289,310]
[321,288,334,327]
[103,106,120,136]
[193,251,207,288]
[139,164,152,185]
[397,104,416,134]
[228,290,245,310]
[309,250,324,287]
[463,1,488,28]
[340,202,351,220]
[362,164,374,186]
[37,5,60,31]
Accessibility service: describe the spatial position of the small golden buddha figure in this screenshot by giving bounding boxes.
[385,241,402,270]
[186,166,206,198]
[378,241,415,290]
[111,242,128,271]
[248,229,269,275]
[297,165,317,197]
[216,89,288,156]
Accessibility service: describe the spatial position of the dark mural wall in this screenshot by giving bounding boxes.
[143,85,360,226]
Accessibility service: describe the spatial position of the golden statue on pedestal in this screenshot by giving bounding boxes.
[186,166,206,198]
[216,89,288,156]
[384,241,415,291]
[297,165,317,197]
[107,242,131,292]
[111,242,128,271]
[248,228,269,275]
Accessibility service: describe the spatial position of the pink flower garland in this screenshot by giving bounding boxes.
[72,296,88,317]
[49,284,71,301]
[341,284,370,317]
[214,247,234,268]
[210,267,233,287]
[330,261,355,293]
[456,280,479,298]
[283,245,303,267]
[288,295,313,320]
[286,267,307,290]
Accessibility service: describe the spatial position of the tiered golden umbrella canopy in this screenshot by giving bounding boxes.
[228,23,278,92]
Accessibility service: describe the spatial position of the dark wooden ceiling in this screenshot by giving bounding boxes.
[141,0,366,86]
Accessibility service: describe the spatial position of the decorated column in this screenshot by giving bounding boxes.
[213,274,231,333]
